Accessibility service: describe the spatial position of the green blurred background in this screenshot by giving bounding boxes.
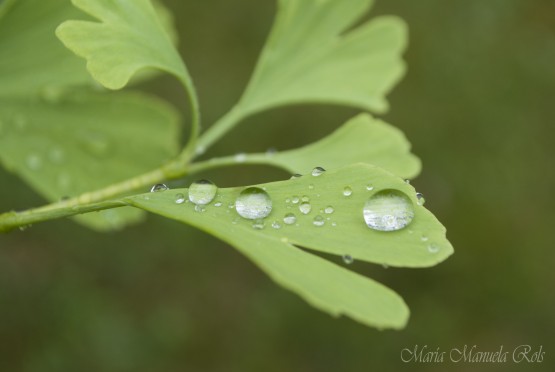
[1,0,554,371]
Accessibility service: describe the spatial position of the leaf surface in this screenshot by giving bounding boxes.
[0,91,180,230]
[125,164,453,328]
[238,0,407,115]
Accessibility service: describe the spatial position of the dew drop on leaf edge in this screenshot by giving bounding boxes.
[342,255,354,264]
[311,166,326,177]
[150,183,169,192]
[175,193,185,204]
[188,179,217,205]
[235,187,272,220]
[363,189,415,232]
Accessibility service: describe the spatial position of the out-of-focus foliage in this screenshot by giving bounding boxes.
[0,0,554,371]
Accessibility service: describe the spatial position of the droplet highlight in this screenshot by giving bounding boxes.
[313,215,325,227]
[150,184,169,192]
[363,189,415,231]
[235,187,272,220]
[283,213,297,225]
[188,179,217,205]
[343,186,353,196]
[416,192,426,206]
[311,166,326,177]
[175,193,185,204]
[299,202,311,215]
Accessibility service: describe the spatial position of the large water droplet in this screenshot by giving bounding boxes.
[150,184,169,192]
[324,206,334,214]
[235,187,272,219]
[416,192,426,206]
[26,153,42,170]
[188,179,217,205]
[175,193,185,204]
[313,215,325,227]
[343,186,353,196]
[342,255,354,264]
[363,189,415,231]
[299,202,311,215]
[283,213,297,225]
[311,166,326,176]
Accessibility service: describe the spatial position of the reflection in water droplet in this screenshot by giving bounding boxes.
[283,213,296,225]
[299,202,311,215]
[271,221,282,229]
[235,187,272,220]
[26,153,42,170]
[313,215,325,227]
[150,184,169,192]
[416,192,426,206]
[342,255,354,264]
[324,206,334,214]
[311,166,326,176]
[290,174,302,180]
[428,244,440,254]
[252,219,265,230]
[188,179,217,205]
[363,189,414,231]
[343,186,352,196]
[175,193,185,204]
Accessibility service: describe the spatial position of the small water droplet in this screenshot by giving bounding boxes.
[252,219,265,230]
[308,184,314,190]
[188,179,217,205]
[235,187,272,219]
[299,202,311,215]
[266,147,277,157]
[228,202,235,209]
[313,215,325,227]
[81,132,111,157]
[175,193,185,204]
[290,174,302,180]
[283,213,297,225]
[363,189,415,231]
[405,179,411,184]
[194,204,206,213]
[301,195,310,202]
[324,206,334,214]
[343,186,353,196]
[214,202,222,207]
[331,222,337,227]
[291,196,300,204]
[342,254,354,264]
[428,243,440,254]
[195,145,206,155]
[26,153,42,170]
[416,192,426,206]
[271,221,282,229]
[311,166,326,176]
[421,235,429,242]
[150,184,169,192]
[234,152,247,162]
[285,198,291,203]
[366,184,374,191]
[48,148,64,164]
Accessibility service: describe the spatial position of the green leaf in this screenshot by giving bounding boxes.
[125,164,453,328]
[238,0,407,115]
[0,91,180,230]
[55,0,192,91]
[0,0,95,96]
[224,114,420,179]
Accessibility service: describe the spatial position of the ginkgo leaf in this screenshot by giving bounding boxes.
[0,90,180,230]
[237,0,407,115]
[124,164,453,328]
[205,114,420,179]
[55,0,193,91]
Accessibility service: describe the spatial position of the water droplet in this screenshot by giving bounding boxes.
[311,166,326,176]
[290,174,302,180]
[291,196,300,204]
[421,235,429,242]
[283,213,297,225]
[252,219,265,230]
[343,186,353,196]
[405,179,411,184]
[416,192,426,206]
[195,145,206,156]
[271,221,282,229]
[301,195,310,202]
[150,184,169,192]
[175,193,185,204]
[308,184,315,190]
[342,255,354,264]
[285,198,291,203]
[363,189,415,231]
[366,184,374,191]
[228,202,235,209]
[40,86,64,103]
[214,202,222,207]
[331,222,337,227]
[428,243,440,254]
[266,147,277,157]
[280,237,289,243]
[81,132,111,157]
[194,204,206,213]
[324,206,334,214]
[234,152,247,162]
[313,215,325,227]
[188,179,217,205]
[48,147,64,164]
[235,187,272,219]
[299,202,311,215]
[26,153,42,170]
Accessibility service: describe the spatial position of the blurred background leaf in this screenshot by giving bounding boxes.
[1,0,554,371]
